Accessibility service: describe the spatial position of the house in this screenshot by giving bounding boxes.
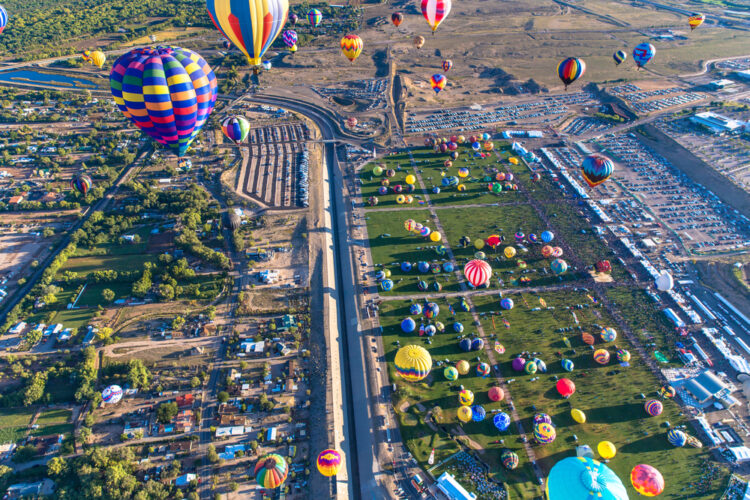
[56,328,73,343]
[275,314,296,331]
[436,472,478,500]
[8,195,24,205]
[215,426,247,438]
[239,340,265,355]
[43,324,62,338]
[218,403,238,415]
[174,473,197,488]
[168,441,193,454]
[218,444,246,460]
[219,414,248,427]
[8,322,26,335]
[266,427,277,442]
[176,394,195,409]
[174,410,193,433]
[123,420,147,438]
[28,434,63,456]
[82,327,97,346]
[40,192,61,203]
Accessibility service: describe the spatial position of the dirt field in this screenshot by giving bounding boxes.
[0,231,54,291]
[247,213,309,288]
[696,260,750,320]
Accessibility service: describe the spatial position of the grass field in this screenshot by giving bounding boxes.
[31,409,73,437]
[0,407,35,444]
[60,254,154,277]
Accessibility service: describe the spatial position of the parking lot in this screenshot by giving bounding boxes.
[405,91,597,133]
[562,116,612,137]
[608,83,705,114]
[312,79,387,111]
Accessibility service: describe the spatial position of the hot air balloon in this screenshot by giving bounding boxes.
[476,363,491,377]
[70,174,92,195]
[401,317,416,333]
[561,359,574,372]
[597,441,616,459]
[444,366,458,380]
[547,457,628,500]
[0,5,7,34]
[557,378,575,398]
[102,384,123,404]
[394,345,432,381]
[500,298,514,310]
[282,29,298,49]
[534,422,556,444]
[659,385,676,398]
[471,338,484,351]
[317,449,342,476]
[423,302,439,319]
[471,405,486,422]
[442,59,453,72]
[222,116,250,144]
[541,231,554,243]
[493,412,511,431]
[541,245,554,258]
[255,454,288,488]
[601,327,617,342]
[86,50,106,69]
[630,464,664,497]
[414,35,425,49]
[207,0,289,67]
[557,57,586,90]
[457,406,473,423]
[633,42,655,68]
[613,50,627,66]
[222,39,232,50]
[504,246,516,259]
[488,386,504,402]
[571,408,586,424]
[110,47,217,157]
[581,154,614,187]
[464,259,491,287]
[644,399,663,417]
[551,259,568,275]
[288,13,298,25]
[458,389,474,406]
[655,271,673,292]
[421,0,451,32]
[341,34,363,63]
[594,349,610,365]
[430,74,446,94]
[525,361,538,374]
[616,349,630,362]
[391,12,404,27]
[667,429,686,447]
[512,357,526,372]
[308,8,322,27]
[688,13,705,31]
[456,360,470,375]
[501,450,519,470]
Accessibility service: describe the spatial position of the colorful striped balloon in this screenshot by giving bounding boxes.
[340,34,363,63]
[613,50,627,65]
[442,59,453,72]
[0,5,7,34]
[464,259,491,287]
[593,349,610,365]
[110,46,217,158]
[633,42,655,68]
[688,13,705,30]
[394,345,432,382]
[316,449,343,476]
[557,57,586,89]
[644,399,663,417]
[254,454,288,488]
[308,8,322,27]
[581,154,614,187]
[421,0,451,32]
[222,116,250,144]
[534,422,556,444]
[282,29,298,48]
[70,174,92,195]
[430,74,446,94]
[206,0,289,67]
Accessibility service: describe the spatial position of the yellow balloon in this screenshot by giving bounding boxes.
[396,195,405,204]
[571,408,586,424]
[457,184,466,191]
[597,441,616,460]
[504,246,516,259]
[405,174,416,185]
[457,406,472,423]
[430,231,442,242]
[456,360,470,375]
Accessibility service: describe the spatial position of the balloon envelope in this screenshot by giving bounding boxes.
[254,454,289,488]
[493,412,511,431]
[394,345,432,381]
[630,464,664,497]
[655,271,674,292]
[557,378,575,398]
[222,116,250,144]
[547,457,628,500]
[316,449,342,476]
[421,0,451,32]
[102,384,123,404]
[571,408,586,423]
[597,441,616,459]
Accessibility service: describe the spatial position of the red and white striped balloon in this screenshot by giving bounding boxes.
[464,259,492,287]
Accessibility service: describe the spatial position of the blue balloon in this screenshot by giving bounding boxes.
[528,233,538,243]
[409,303,423,315]
[454,322,464,333]
[459,338,471,351]
[435,245,447,255]
[471,405,486,422]
[441,177,452,187]
[633,42,656,68]
[401,261,412,272]
[418,261,430,273]
[500,298,514,310]
[493,412,511,431]
[375,270,386,280]
[541,231,554,243]
[425,325,436,337]
[471,338,484,351]
[381,279,393,291]
[417,280,428,291]
[533,358,547,373]
[401,317,416,332]
[442,262,454,272]
[471,141,481,151]
[432,186,441,194]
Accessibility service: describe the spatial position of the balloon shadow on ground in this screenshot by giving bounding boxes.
[620,434,673,454]
[584,403,645,424]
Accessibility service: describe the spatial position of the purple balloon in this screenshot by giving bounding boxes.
[512,357,526,372]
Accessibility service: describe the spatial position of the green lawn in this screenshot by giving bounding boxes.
[0,408,35,444]
[60,254,154,277]
[77,282,133,308]
[73,224,155,258]
[31,409,73,437]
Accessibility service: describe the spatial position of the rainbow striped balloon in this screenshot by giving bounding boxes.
[0,5,7,35]
[308,8,322,27]
[222,116,250,144]
[593,349,610,365]
[110,46,217,158]
[557,57,586,89]
[644,399,663,417]
[340,34,363,63]
[581,154,614,187]
[534,422,556,444]
[282,29,298,49]
[421,0,451,32]
[254,454,288,488]
[206,0,289,66]
[70,174,92,195]
[613,50,627,66]
[394,345,432,381]
[316,449,343,476]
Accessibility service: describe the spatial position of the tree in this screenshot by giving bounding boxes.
[217,391,229,403]
[12,444,38,463]
[127,359,151,390]
[23,371,47,406]
[157,284,175,301]
[190,376,201,388]
[95,327,114,342]
[207,444,219,463]
[101,288,115,302]
[47,456,67,477]
[172,316,185,330]
[230,482,239,492]
[156,402,178,424]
